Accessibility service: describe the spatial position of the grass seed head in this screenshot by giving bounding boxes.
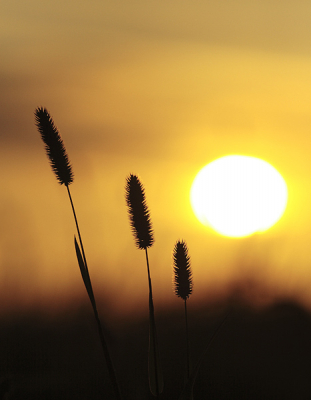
[125,174,154,249]
[35,107,74,186]
[173,240,193,300]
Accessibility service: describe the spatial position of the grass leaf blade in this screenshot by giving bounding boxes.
[74,236,95,308]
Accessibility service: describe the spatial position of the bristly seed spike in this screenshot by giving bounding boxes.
[125,174,154,249]
[173,240,193,300]
[35,107,74,186]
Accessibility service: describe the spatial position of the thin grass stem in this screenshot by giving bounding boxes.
[145,248,159,398]
[66,185,122,400]
[66,186,87,266]
[178,310,231,400]
[145,248,153,298]
[184,299,190,380]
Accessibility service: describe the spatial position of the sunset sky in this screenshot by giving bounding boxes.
[2,0,311,318]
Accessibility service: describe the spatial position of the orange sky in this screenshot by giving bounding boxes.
[1,1,311,318]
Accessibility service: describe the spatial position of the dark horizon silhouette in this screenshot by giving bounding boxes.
[1,295,311,399]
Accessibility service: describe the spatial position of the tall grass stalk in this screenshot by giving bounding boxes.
[173,240,193,380]
[178,311,230,400]
[125,174,163,398]
[35,107,122,400]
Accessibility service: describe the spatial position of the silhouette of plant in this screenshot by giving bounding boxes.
[125,174,163,398]
[34,108,230,399]
[172,243,230,400]
[173,240,193,380]
[34,107,122,400]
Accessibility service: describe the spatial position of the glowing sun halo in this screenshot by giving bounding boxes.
[190,155,288,238]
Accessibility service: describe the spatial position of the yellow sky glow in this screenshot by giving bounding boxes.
[1,1,311,318]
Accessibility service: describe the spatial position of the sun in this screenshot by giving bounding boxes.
[190,155,288,238]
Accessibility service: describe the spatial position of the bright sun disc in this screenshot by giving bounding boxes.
[190,155,288,238]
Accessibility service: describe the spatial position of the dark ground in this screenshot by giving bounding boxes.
[1,298,311,400]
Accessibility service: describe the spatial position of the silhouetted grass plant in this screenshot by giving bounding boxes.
[125,174,164,398]
[173,240,193,380]
[35,108,228,399]
[35,107,122,400]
